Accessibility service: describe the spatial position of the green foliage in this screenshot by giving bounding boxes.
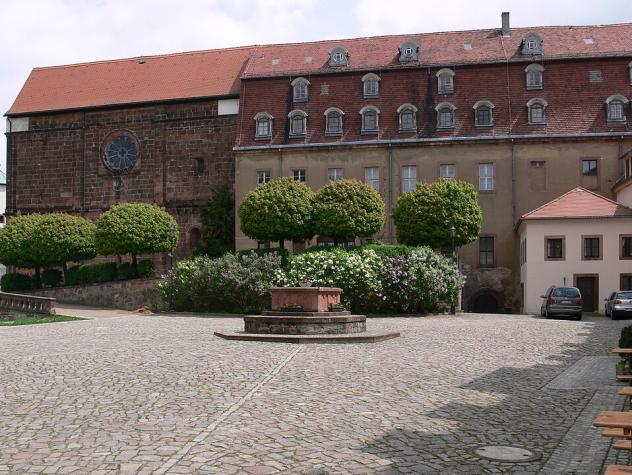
[236,248,291,268]
[115,263,135,281]
[238,177,314,245]
[0,273,33,292]
[156,252,285,313]
[199,185,235,257]
[30,214,96,266]
[95,203,178,259]
[393,180,482,248]
[137,260,155,278]
[312,179,385,241]
[41,269,63,288]
[353,244,415,258]
[620,325,632,348]
[65,263,118,286]
[0,215,52,269]
[0,315,85,326]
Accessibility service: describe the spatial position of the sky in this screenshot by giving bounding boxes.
[1,0,631,172]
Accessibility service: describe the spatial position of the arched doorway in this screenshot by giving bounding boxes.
[471,292,499,313]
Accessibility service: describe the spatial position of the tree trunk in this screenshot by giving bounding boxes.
[279,239,285,249]
[33,266,42,289]
[131,254,138,277]
[333,237,339,246]
[62,262,68,283]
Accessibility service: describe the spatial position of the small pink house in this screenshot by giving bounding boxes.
[518,187,632,315]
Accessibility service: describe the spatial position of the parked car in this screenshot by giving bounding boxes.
[540,286,583,320]
[604,291,632,320]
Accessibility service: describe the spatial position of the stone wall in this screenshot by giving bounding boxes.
[23,278,163,311]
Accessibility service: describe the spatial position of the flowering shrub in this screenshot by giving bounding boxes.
[156,251,285,313]
[376,248,465,314]
[284,248,383,311]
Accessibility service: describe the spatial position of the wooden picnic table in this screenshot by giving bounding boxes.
[594,411,632,429]
[613,348,632,384]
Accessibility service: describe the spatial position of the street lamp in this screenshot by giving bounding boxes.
[450,225,457,316]
[168,226,176,271]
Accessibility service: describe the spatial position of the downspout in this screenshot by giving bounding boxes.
[511,139,516,226]
[387,144,394,243]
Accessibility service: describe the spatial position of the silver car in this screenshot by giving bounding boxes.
[605,291,632,320]
[540,286,583,320]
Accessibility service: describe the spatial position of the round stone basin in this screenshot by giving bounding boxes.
[244,314,366,335]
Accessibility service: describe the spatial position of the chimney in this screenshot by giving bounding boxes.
[501,12,511,36]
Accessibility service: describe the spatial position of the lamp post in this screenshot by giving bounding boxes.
[168,226,176,271]
[450,225,457,316]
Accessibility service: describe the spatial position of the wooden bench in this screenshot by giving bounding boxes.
[620,387,632,397]
[613,439,632,451]
[594,411,632,429]
[605,465,632,475]
[603,428,632,439]
[614,348,632,385]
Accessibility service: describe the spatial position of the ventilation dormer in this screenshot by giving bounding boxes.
[522,33,543,56]
[398,41,419,62]
[329,46,349,67]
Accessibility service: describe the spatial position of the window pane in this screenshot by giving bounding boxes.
[363,111,377,131]
[364,79,378,96]
[584,237,600,258]
[440,164,455,180]
[291,115,305,135]
[327,113,341,133]
[479,237,494,266]
[582,160,598,176]
[439,74,453,93]
[530,104,544,123]
[479,163,494,191]
[438,109,453,128]
[547,238,563,258]
[256,118,270,137]
[623,275,632,291]
[476,107,491,126]
[402,165,417,192]
[365,167,380,191]
[328,168,343,181]
[623,237,632,258]
[400,110,415,130]
[527,71,542,88]
[257,170,271,185]
[293,169,306,182]
[294,83,307,101]
[609,101,624,121]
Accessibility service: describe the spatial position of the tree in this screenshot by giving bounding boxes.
[199,185,235,257]
[392,179,482,248]
[312,179,385,244]
[95,203,178,275]
[30,213,96,279]
[238,177,314,248]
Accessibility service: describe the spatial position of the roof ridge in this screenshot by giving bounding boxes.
[31,44,258,71]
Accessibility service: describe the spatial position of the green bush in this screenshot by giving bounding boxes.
[137,260,155,278]
[41,269,63,288]
[65,262,117,286]
[353,244,415,258]
[116,263,135,281]
[1,273,33,292]
[393,180,482,248]
[620,326,632,348]
[199,185,235,257]
[236,248,291,268]
[156,252,285,313]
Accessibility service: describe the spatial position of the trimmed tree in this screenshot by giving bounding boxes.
[95,203,179,275]
[392,179,482,248]
[199,184,235,257]
[312,179,385,244]
[238,177,314,248]
[30,213,96,280]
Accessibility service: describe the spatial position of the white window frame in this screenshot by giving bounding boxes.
[605,94,629,122]
[473,100,495,127]
[397,103,418,132]
[527,98,548,125]
[257,170,271,185]
[435,102,456,129]
[361,73,380,98]
[328,168,344,181]
[525,63,544,90]
[436,68,455,94]
[401,165,417,193]
[288,110,308,137]
[440,164,456,180]
[359,105,380,134]
[479,163,494,191]
[293,169,306,182]
[324,107,344,136]
[291,77,310,102]
[253,112,274,139]
[364,167,380,191]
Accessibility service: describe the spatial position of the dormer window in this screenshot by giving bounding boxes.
[606,95,629,122]
[525,63,544,90]
[399,41,419,62]
[288,110,307,137]
[253,112,274,139]
[522,33,543,55]
[435,102,456,129]
[397,104,418,132]
[473,101,495,127]
[436,68,455,94]
[362,73,380,98]
[329,46,349,67]
[527,98,547,124]
[291,77,310,102]
[360,106,380,134]
[324,107,344,136]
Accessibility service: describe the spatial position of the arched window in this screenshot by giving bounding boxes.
[605,95,629,122]
[436,68,455,94]
[288,110,308,137]
[525,64,544,90]
[435,102,456,129]
[473,100,495,127]
[362,73,380,98]
[291,77,310,102]
[359,106,380,134]
[329,46,349,67]
[324,107,344,136]
[527,98,548,124]
[253,112,273,139]
[397,103,418,132]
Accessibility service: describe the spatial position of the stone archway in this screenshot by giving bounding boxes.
[469,289,502,314]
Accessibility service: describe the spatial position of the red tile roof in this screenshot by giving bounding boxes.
[243,23,632,78]
[6,46,254,115]
[521,187,632,220]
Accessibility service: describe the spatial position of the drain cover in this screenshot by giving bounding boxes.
[473,445,539,463]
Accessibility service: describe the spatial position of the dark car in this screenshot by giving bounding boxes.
[540,286,583,320]
[605,291,632,320]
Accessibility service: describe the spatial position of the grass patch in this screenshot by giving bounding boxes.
[0,315,85,326]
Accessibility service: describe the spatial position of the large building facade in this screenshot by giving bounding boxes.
[5,13,632,312]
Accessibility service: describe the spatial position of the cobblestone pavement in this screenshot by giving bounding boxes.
[0,313,629,474]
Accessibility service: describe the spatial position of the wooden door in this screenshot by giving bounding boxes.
[576,276,597,312]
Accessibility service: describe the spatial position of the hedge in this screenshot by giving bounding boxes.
[1,273,33,292]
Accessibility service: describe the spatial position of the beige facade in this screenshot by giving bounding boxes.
[235,137,632,312]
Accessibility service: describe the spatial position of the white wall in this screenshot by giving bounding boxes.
[520,218,632,314]
[618,184,632,208]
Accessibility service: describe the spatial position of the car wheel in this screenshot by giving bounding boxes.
[544,309,550,319]
[611,310,617,320]
[575,313,582,321]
